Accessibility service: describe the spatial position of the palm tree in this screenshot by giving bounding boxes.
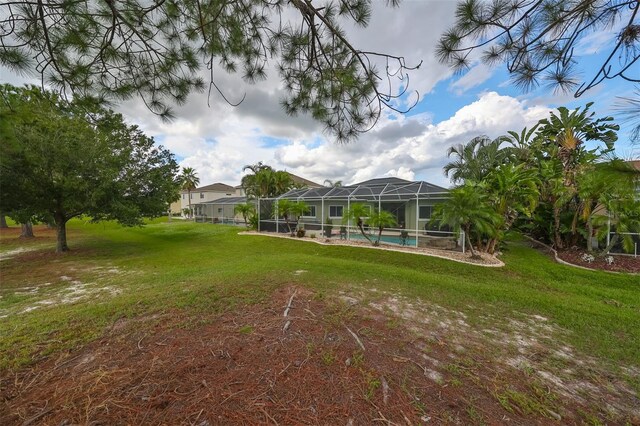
[323,179,343,188]
[234,202,255,226]
[444,135,508,184]
[275,199,309,236]
[537,103,619,190]
[180,167,199,219]
[595,197,640,254]
[430,183,499,257]
[503,125,540,164]
[368,209,397,246]
[343,203,373,243]
[484,163,540,253]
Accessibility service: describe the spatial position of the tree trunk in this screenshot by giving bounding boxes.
[486,237,497,254]
[0,214,8,228]
[357,218,372,243]
[553,205,563,249]
[464,225,477,257]
[20,221,34,238]
[586,219,594,252]
[56,218,69,253]
[603,233,618,255]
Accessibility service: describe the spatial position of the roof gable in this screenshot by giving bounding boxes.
[189,182,235,192]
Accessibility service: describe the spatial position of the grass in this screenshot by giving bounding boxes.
[1,219,639,373]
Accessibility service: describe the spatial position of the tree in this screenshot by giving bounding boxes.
[614,85,640,144]
[275,199,309,236]
[430,183,499,257]
[0,85,180,253]
[368,209,397,246]
[180,167,200,219]
[0,0,420,143]
[343,203,373,243]
[324,179,343,188]
[438,0,640,96]
[443,135,507,184]
[241,163,295,199]
[484,163,540,253]
[234,202,255,226]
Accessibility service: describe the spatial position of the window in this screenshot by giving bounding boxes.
[329,205,343,218]
[200,192,204,199]
[190,193,193,199]
[419,205,433,219]
[302,206,316,217]
[182,194,185,199]
[217,208,223,213]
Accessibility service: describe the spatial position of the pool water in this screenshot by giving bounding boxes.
[346,232,416,246]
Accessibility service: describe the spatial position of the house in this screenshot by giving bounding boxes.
[192,172,322,222]
[181,182,239,216]
[259,177,452,247]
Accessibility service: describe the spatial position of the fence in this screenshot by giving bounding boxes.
[193,215,246,226]
[257,218,465,253]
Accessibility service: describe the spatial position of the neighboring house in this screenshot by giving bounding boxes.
[194,173,322,222]
[287,172,323,189]
[270,177,450,234]
[181,183,237,215]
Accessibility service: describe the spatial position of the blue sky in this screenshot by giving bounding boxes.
[1,1,637,188]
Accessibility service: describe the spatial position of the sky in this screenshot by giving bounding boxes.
[2,0,638,189]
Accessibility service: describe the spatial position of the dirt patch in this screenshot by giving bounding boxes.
[2,286,638,425]
[557,249,639,274]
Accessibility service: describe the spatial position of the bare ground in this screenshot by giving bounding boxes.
[1,285,638,425]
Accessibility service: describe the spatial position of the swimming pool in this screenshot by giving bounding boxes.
[346,232,416,246]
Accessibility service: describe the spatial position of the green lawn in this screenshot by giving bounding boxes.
[1,219,639,373]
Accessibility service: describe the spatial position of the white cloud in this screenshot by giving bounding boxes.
[449,63,495,95]
[271,92,551,188]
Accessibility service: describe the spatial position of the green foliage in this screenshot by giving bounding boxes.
[179,167,200,219]
[441,102,637,254]
[431,183,500,256]
[234,202,256,227]
[0,84,180,252]
[241,162,296,199]
[368,209,397,246]
[0,0,417,142]
[1,221,639,374]
[443,135,508,184]
[343,203,373,243]
[275,199,309,236]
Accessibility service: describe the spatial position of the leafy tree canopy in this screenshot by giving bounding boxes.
[0,84,180,252]
[0,0,419,143]
[437,0,639,95]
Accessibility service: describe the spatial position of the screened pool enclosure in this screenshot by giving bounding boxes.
[257,177,464,252]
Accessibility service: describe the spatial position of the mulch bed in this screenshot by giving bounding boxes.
[557,248,639,274]
[1,286,628,425]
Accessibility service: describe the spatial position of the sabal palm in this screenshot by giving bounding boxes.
[180,167,199,218]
